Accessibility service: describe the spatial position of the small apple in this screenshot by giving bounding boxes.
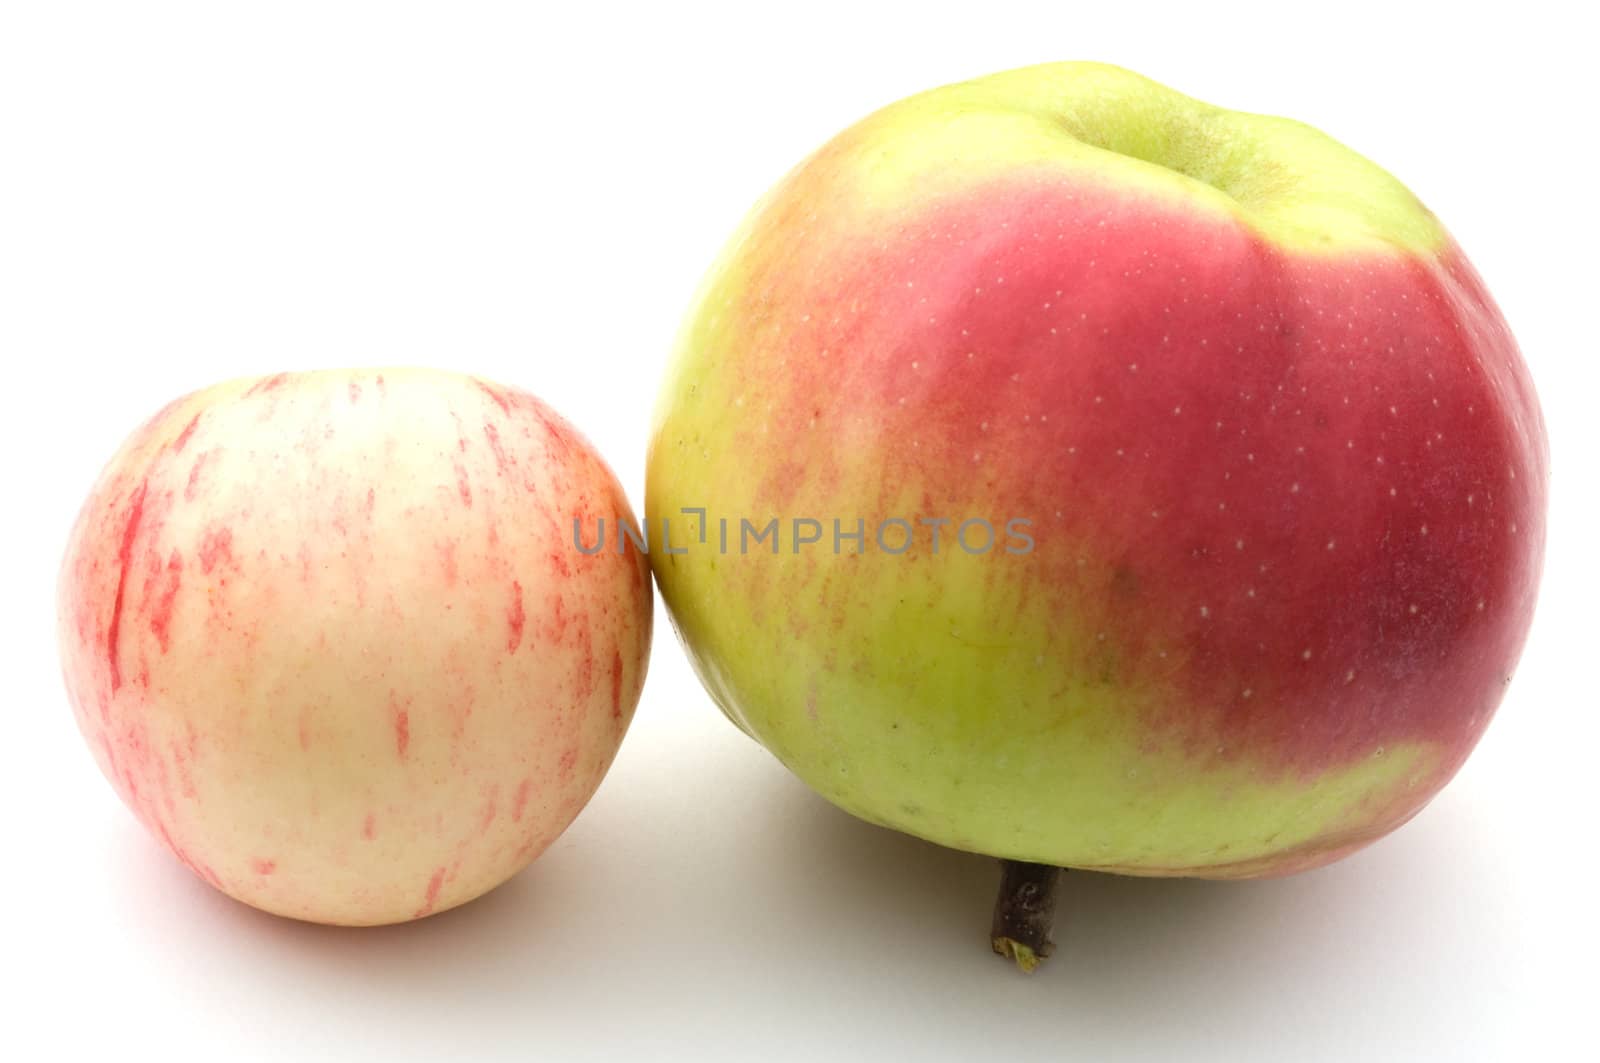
[647,63,1547,968]
[59,368,651,925]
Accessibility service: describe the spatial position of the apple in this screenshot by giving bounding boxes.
[59,368,651,925]
[646,63,1547,968]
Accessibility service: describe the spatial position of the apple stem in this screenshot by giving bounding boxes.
[990,859,1063,973]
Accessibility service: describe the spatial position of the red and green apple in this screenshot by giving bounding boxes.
[646,62,1547,968]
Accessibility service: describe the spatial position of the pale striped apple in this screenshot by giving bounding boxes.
[60,369,650,925]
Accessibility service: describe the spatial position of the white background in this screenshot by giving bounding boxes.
[2,2,1594,1060]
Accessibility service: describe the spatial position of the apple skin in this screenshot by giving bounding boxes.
[59,369,651,924]
[647,63,1547,878]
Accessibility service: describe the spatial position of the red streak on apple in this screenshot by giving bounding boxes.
[437,540,459,585]
[483,422,513,477]
[473,377,513,415]
[198,526,234,573]
[172,412,202,453]
[510,778,532,822]
[414,867,447,918]
[392,699,411,759]
[609,649,624,719]
[145,549,183,653]
[478,785,499,832]
[244,372,288,397]
[105,479,148,694]
[507,580,526,653]
[184,450,211,501]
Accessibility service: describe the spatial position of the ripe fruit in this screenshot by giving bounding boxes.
[646,63,1547,968]
[59,369,650,925]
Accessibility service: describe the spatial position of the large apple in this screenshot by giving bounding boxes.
[646,63,1547,967]
[59,369,651,925]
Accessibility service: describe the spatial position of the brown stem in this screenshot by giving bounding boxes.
[990,859,1063,972]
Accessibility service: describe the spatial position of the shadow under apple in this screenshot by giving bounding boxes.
[743,771,1516,1053]
[100,748,1516,1058]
